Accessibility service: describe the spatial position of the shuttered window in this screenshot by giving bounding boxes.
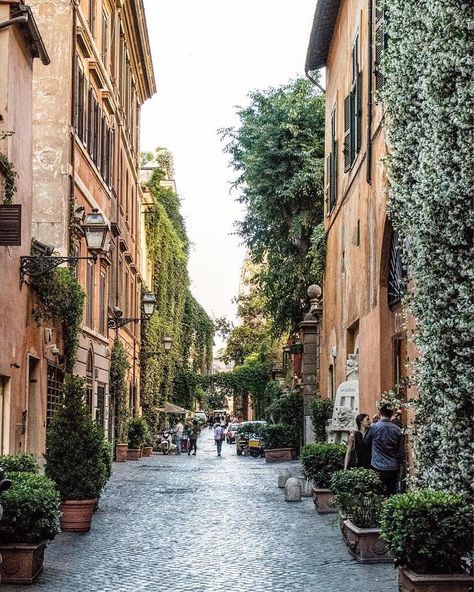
[343,34,362,172]
[74,60,86,144]
[327,108,337,213]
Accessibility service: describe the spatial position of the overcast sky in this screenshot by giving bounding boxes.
[141,0,316,323]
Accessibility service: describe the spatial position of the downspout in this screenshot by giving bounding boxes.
[366,0,373,184]
[305,68,326,95]
[0,16,28,30]
[69,1,78,254]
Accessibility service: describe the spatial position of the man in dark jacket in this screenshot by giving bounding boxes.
[364,404,402,496]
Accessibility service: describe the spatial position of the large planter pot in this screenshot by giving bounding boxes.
[127,448,141,461]
[0,542,45,584]
[264,448,297,462]
[60,499,97,533]
[143,446,153,457]
[312,486,336,514]
[341,519,390,564]
[398,567,474,592]
[115,443,128,462]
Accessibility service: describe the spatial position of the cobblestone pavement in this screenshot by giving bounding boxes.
[6,430,398,592]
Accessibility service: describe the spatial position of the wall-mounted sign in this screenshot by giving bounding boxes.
[0,204,21,246]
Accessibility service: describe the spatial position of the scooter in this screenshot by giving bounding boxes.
[158,430,176,455]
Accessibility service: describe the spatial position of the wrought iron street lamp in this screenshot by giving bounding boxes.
[142,292,157,317]
[140,335,174,359]
[20,208,109,282]
[108,292,157,332]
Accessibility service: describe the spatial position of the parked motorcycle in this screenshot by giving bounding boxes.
[158,430,176,455]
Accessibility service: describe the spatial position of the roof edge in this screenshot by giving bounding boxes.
[305,0,341,73]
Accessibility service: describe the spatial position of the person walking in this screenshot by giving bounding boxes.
[344,413,372,469]
[174,419,184,455]
[364,404,402,496]
[213,422,224,456]
[188,420,200,456]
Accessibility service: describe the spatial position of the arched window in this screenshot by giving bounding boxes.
[86,349,94,415]
[388,229,406,308]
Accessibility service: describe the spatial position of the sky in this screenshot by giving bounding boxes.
[141,0,317,323]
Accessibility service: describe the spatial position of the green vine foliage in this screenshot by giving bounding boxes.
[140,163,214,425]
[382,0,474,496]
[109,340,130,442]
[32,267,85,372]
[0,151,18,204]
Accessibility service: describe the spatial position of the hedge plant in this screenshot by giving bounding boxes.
[45,375,109,500]
[331,469,384,528]
[127,416,149,450]
[0,452,39,474]
[109,339,130,443]
[382,0,474,496]
[0,472,60,544]
[380,490,473,574]
[300,442,345,488]
[311,398,334,442]
[262,424,300,451]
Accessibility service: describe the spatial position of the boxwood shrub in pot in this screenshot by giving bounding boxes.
[0,472,60,584]
[380,490,473,575]
[127,416,148,459]
[0,452,40,474]
[45,375,109,532]
[301,442,345,514]
[262,424,300,461]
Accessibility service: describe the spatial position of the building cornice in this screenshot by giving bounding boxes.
[305,0,341,72]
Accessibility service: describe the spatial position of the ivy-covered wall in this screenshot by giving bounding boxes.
[382,0,473,496]
[140,166,214,423]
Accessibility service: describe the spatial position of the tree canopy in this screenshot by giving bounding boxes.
[220,78,326,334]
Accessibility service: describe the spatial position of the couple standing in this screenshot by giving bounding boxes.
[344,404,403,496]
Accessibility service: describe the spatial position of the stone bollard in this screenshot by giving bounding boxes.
[277,468,292,488]
[285,477,302,502]
[298,477,313,498]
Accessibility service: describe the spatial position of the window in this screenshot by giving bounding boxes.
[344,34,362,172]
[88,0,96,38]
[87,88,96,160]
[86,259,94,329]
[99,268,107,335]
[86,350,94,415]
[46,363,64,428]
[101,10,109,68]
[96,384,105,428]
[388,229,406,308]
[326,107,338,213]
[74,60,86,143]
[374,0,388,92]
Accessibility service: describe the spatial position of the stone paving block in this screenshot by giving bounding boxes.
[3,431,397,592]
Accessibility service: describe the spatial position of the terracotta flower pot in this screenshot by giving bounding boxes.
[127,448,141,460]
[115,443,128,462]
[0,542,45,584]
[60,499,97,532]
[398,567,474,592]
[264,448,297,462]
[341,519,390,564]
[312,486,336,514]
[143,446,153,457]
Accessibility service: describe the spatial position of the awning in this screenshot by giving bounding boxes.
[157,402,189,414]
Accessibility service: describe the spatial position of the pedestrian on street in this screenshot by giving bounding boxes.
[188,419,200,456]
[344,413,372,469]
[174,419,184,455]
[364,404,402,496]
[214,422,224,456]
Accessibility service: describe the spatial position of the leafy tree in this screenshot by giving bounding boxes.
[221,78,326,334]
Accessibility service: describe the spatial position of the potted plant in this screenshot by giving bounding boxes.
[110,340,130,461]
[300,442,345,513]
[262,424,299,462]
[0,471,60,584]
[331,468,389,563]
[127,416,148,460]
[45,375,109,532]
[310,398,334,442]
[142,422,154,457]
[0,452,40,474]
[381,490,474,591]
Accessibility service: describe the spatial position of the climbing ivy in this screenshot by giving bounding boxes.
[140,159,214,424]
[109,340,130,442]
[382,0,474,496]
[0,151,18,204]
[32,267,85,372]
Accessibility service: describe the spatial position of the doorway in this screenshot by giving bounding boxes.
[26,356,42,455]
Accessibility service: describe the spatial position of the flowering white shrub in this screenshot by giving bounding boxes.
[381,0,474,497]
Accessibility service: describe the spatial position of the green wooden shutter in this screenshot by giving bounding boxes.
[325,153,331,212]
[344,93,352,172]
[330,140,337,210]
[374,1,385,91]
[355,72,362,152]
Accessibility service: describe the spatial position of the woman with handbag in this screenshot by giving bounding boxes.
[344,413,371,469]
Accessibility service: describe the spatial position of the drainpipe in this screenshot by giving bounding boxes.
[69,1,79,255]
[0,15,28,30]
[305,69,326,95]
[366,0,373,185]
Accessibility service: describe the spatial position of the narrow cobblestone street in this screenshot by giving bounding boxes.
[6,431,397,592]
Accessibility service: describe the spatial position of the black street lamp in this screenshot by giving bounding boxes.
[20,209,109,282]
[108,292,157,332]
[140,335,173,359]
